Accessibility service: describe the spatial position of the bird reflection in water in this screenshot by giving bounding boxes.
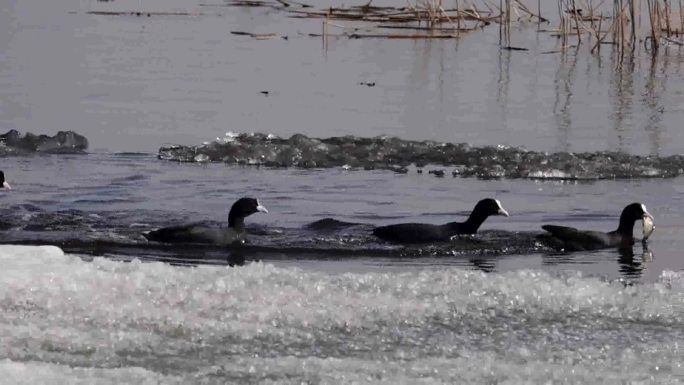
[617,244,653,280]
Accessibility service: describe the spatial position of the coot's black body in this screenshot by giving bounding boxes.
[372,198,509,244]
[540,203,653,251]
[144,197,268,245]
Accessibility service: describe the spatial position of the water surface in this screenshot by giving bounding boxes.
[1,0,684,382]
[1,0,683,154]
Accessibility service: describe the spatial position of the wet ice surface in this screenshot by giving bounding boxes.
[1,245,683,384]
[158,132,684,179]
[0,129,88,155]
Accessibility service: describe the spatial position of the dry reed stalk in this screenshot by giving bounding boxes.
[378,24,470,31]
[620,0,625,49]
[571,0,583,43]
[680,0,683,34]
[456,0,461,30]
[501,0,511,46]
[590,11,605,53]
[437,4,460,29]
[629,0,636,45]
[613,0,623,52]
[561,16,566,46]
[585,0,595,30]
[646,0,659,51]
[562,0,570,48]
[87,10,204,15]
[655,0,663,38]
[499,0,503,43]
[465,0,486,22]
[514,0,548,22]
[512,2,523,19]
[348,32,458,37]
[506,0,510,44]
[556,0,564,48]
[664,0,672,35]
[612,0,617,47]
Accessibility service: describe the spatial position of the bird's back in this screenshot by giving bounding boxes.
[373,223,447,243]
[145,224,242,245]
[541,225,615,250]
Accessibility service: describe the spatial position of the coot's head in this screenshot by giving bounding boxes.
[0,170,10,190]
[474,198,509,217]
[621,203,653,223]
[230,197,268,218]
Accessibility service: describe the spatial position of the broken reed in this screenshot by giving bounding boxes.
[298,0,542,38]
[498,0,548,47]
[553,0,683,55]
[226,0,680,47]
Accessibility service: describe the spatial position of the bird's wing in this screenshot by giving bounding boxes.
[541,225,610,249]
[373,223,445,243]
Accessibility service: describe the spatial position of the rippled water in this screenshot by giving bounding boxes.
[1,153,682,281]
[2,0,684,382]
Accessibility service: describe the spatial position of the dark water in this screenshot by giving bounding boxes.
[1,153,681,283]
[1,0,684,383]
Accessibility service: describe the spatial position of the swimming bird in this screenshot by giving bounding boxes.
[539,203,653,251]
[0,171,11,190]
[372,198,509,244]
[143,197,267,245]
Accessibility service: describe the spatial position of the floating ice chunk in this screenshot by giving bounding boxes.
[214,132,240,144]
[527,169,572,179]
[642,167,661,177]
[194,154,210,163]
[0,244,64,258]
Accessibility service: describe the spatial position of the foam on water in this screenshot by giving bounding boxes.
[0,246,682,383]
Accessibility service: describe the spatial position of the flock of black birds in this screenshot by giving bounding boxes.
[144,192,654,253]
[1,169,655,253]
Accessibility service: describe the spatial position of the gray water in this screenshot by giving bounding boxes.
[1,0,683,154]
[1,0,684,383]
